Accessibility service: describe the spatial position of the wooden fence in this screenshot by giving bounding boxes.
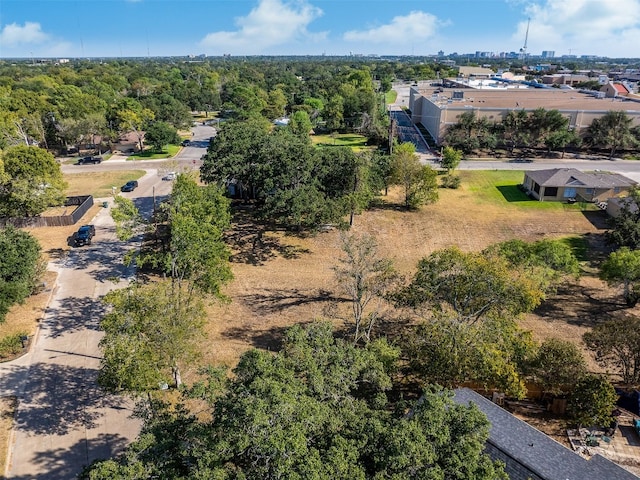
[0,195,94,228]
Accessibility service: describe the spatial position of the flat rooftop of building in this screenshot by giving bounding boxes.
[415,87,640,112]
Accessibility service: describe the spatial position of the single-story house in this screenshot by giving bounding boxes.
[453,388,639,480]
[523,168,636,203]
[601,81,630,98]
[607,196,639,218]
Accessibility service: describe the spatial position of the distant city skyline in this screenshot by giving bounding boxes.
[1,0,640,59]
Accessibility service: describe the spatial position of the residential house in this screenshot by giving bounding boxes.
[453,388,639,480]
[522,168,636,203]
[601,81,630,98]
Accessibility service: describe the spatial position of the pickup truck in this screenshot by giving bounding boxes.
[74,225,96,246]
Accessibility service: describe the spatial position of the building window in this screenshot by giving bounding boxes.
[533,183,540,194]
[585,188,595,195]
[544,187,558,197]
[614,187,621,193]
[564,187,577,198]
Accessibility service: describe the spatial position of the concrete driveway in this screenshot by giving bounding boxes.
[0,170,173,479]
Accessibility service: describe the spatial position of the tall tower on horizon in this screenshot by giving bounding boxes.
[519,17,530,61]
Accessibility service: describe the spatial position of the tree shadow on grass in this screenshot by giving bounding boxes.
[580,210,609,230]
[238,288,345,316]
[9,432,130,480]
[226,210,311,265]
[221,323,310,353]
[495,185,532,203]
[534,282,629,328]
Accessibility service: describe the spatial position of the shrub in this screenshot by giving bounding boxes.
[441,175,461,189]
[0,332,28,359]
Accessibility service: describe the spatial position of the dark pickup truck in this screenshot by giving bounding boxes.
[74,224,96,246]
[77,156,102,165]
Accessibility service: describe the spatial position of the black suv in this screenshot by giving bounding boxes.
[120,180,138,192]
[77,156,102,165]
[74,225,96,246]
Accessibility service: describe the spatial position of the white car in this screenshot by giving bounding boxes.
[162,172,177,181]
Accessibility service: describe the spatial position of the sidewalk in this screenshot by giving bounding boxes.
[2,205,142,479]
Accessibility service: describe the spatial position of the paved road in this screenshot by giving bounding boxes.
[1,169,175,478]
[1,206,141,479]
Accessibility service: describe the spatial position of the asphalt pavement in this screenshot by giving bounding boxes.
[0,147,189,478]
[0,204,142,479]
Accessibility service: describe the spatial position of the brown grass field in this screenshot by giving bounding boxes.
[1,168,634,471]
[201,173,629,372]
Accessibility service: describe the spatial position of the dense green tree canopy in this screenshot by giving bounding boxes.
[0,227,43,323]
[0,145,67,217]
[587,110,638,159]
[201,121,371,230]
[143,121,180,152]
[568,374,618,427]
[395,246,544,322]
[600,247,640,307]
[530,338,587,395]
[98,280,206,391]
[405,316,536,398]
[484,238,580,294]
[83,323,506,480]
[390,142,438,209]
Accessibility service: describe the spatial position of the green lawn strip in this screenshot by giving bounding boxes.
[311,133,373,152]
[127,144,180,160]
[64,170,147,197]
[461,170,597,211]
[559,235,590,262]
[386,90,398,104]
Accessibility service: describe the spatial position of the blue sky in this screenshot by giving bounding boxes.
[1,0,639,58]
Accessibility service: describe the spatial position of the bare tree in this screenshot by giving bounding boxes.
[333,232,399,344]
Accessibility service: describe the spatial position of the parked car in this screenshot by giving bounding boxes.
[181,139,190,146]
[76,156,102,165]
[74,225,95,246]
[162,172,176,181]
[120,180,138,192]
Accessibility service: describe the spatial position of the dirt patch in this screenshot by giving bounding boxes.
[512,409,571,448]
[0,396,16,478]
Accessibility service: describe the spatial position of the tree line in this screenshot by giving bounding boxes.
[0,58,455,155]
[443,108,640,159]
[201,118,439,230]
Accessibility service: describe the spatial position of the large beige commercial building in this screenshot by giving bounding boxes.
[408,86,640,145]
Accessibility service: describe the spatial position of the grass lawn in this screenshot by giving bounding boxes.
[311,133,373,152]
[461,170,599,212]
[386,90,398,104]
[127,144,180,160]
[65,170,147,197]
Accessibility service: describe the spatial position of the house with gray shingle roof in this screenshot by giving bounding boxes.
[453,388,639,480]
[523,168,636,203]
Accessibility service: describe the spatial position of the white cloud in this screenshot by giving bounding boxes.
[199,0,325,54]
[0,22,49,46]
[343,11,444,44]
[515,0,640,56]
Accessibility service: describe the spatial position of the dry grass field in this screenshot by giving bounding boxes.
[201,171,625,371]
[1,168,632,472]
